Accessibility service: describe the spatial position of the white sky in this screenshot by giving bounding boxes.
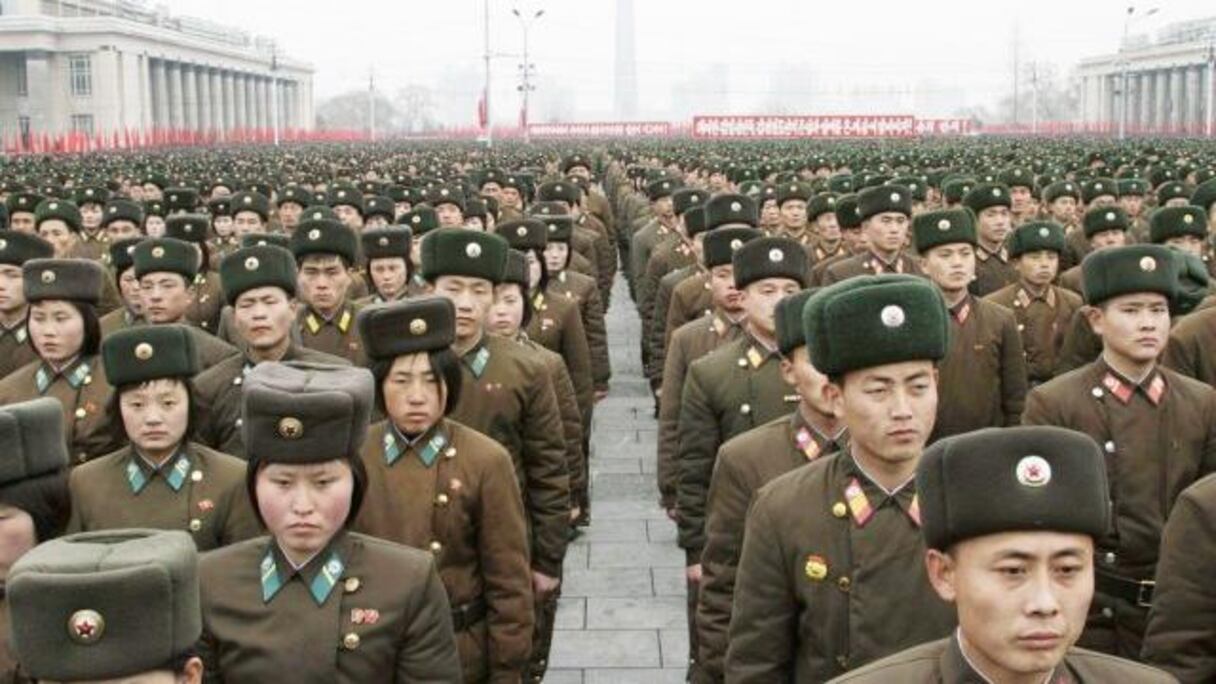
[160,0,1216,124]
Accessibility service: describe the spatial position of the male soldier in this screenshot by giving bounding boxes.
[1058,206,1131,295]
[1043,180,1083,269]
[726,275,957,681]
[1120,178,1152,243]
[638,186,700,395]
[823,185,922,283]
[6,192,40,234]
[100,197,143,243]
[433,185,466,229]
[807,193,847,263]
[1064,179,1120,270]
[164,215,224,333]
[420,228,570,681]
[0,231,52,378]
[131,237,238,369]
[71,184,110,260]
[630,177,679,307]
[831,427,1175,684]
[987,221,1084,386]
[775,181,813,248]
[677,236,807,678]
[1000,167,1038,226]
[328,184,365,232]
[1022,243,1216,658]
[8,529,206,683]
[1150,206,1212,276]
[359,226,412,304]
[194,245,348,458]
[964,183,1018,297]
[229,191,271,239]
[275,185,311,235]
[649,205,711,376]
[912,208,1027,441]
[696,289,849,681]
[810,194,867,286]
[33,198,83,259]
[402,206,440,297]
[291,217,366,366]
[361,195,395,229]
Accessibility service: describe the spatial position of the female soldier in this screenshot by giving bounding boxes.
[198,361,462,682]
[0,397,71,683]
[360,227,412,305]
[66,325,260,550]
[355,296,534,682]
[0,259,118,465]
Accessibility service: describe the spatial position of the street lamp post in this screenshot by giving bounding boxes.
[513,8,543,144]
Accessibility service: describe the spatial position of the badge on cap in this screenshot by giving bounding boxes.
[313,211,324,220]
[889,192,901,202]
[411,215,421,224]
[277,417,304,440]
[67,609,105,645]
[1039,227,1050,237]
[48,202,58,210]
[1184,214,1195,224]
[515,225,528,237]
[151,246,165,258]
[880,304,906,328]
[308,229,321,241]
[992,188,1002,197]
[244,256,259,271]
[0,240,6,250]
[466,242,482,258]
[1140,256,1157,272]
[409,318,428,335]
[41,269,56,284]
[134,342,154,360]
[243,195,253,204]
[729,239,743,250]
[937,219,951,231]
[1015,455,1052,487]
[1105,212,1116,222]
[378,237,389,246]
[768,248,785,263]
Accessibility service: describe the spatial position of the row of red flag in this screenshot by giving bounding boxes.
[2,127,372,155]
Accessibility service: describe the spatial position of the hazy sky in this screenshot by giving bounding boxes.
[161,0,1215,124]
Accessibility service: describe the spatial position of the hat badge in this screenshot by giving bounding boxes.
[1015,455,1052,488]
[244,256,259,271]
[277,417,304,440]
[40,269,56,284]
[992,188,1001,197]
[730,201,742,212]
[134,342,155,360]
[1105,212,1116,222]
[411,215,421,224]
[151,246,165,258]
[729,238,743,250]
[308,229,321,241]
[0,239,6,250]
[377,236,389,247]
[515,225,528,237]
[1039,227,1050,238]
[548,223,558,232]
[337,191,346,199]
[48,202,58,210]
[67,609,105,645]
[768,248,785,263]
[466,242,482,259]
[889,192,900,202]
[937,219,951,231]
[880,304,906,329]
[312,212,323,220]
[409,318,428,335]
[243,196,252,205]
[1183,214,1195,224]
[1140,256,1157,272]
[108,206,116,214]
[440,188,450,197]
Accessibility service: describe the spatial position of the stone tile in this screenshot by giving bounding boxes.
[640,457,658,474]
[554,597,586,630]
[548,630,661,669]
[542,670,584,684]
[591,542,685,568]
[590,458,643,475]
[659,629,690,669]
[652,567,686,596]
[583,669,687,684]
[563,542,590,570]
[646,518,678,544]
[569,519,648,544]
[563,567,654,598]
[586,597,687,630]
[589,501,668,521]
[592,473,659,501]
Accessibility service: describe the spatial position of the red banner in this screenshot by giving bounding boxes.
[528,122,671,138]
[914,119,973,136]
[692,115,918,139]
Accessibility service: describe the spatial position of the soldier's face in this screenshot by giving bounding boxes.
[233,211,264,237]
[1048,198,1076,223]
[140,272,194,324]
[1087,293,1169,365]
[815,213,841,241]
[780,200,807,229]
[369,258,408,300]
[0,503,36,581]
[383,353,446,435]
[364,215,391,229]
[1014,251,1059,288]
[481,183,502,199]
[977,206,1013,246]
[834,360,937,466]
[37,220,77,257]
[920,243,976,294]
[120,378,190,458]
[1164,197,1191,209]
[434,275,494,343]
[1089,229,1127,251]
[436,204,464,228]
[256,460,354,564]
[278,202,303,228]
[760,200,781,226]
[1118,195,1143,218]
[1010,187,1033,213]
[653,197,674,220]
[334,205,363,230]
[926,532,1094,683]
[543,243,570,274]
[842,227,867,252]
[80,203,103,230]
[298,255,351,314]
[488,283,526,338]
[143,184,163,200]
[780,347,834,417]
[1164,234,1205,257]
[741,278,801,338]
[233,286,297,351]
[708,265,741,312]
[9,213,35,234]
[211,215,233,237]
[0,264,25,314]
[105,219,141,241]
[29,300,85,364]
[863,213,909,256]
[501,188,522,208]
[117,268,141,311]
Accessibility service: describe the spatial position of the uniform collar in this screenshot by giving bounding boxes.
[943,630,1071,684]
[126,447,193,494]
[710,309,743,338]
[740,330,780,369]
[0,317,27,344]
[460,337,492,379]
[864,251,906,274]
[1015,284,1057,309]
[815,240,843,259]
[304,306,353,335]
[839,449,921,528]
[949,295,973,325]
[1098,358,1167,407]
[976,244,1009,263]
[384,421,451,468]
[36,356,91,394]
[261,533,347,606]
[790,411,847,462]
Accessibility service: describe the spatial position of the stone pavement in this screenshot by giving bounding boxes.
[546,274,689,683]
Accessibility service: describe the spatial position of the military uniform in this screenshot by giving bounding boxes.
[988,282,1084,383]
[186,270,225,333]
[526,289,594,419]
[548,269,610,393]
[648,263,700,381]
[0,356,117,466]
[822,250,922,284]
[0,318,36,381]
[0,231,52,380]
[971,244,1018,296]
[297,302,367,366]
[1163,306,1216,387]
[665,270,713,346]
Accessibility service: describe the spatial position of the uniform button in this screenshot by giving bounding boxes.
[235,418,243,428]
[445,447,457,459]
[74,408,87,419]
[740,404,751,415]
[836,654,849,669]
[1091,388,1104,398]
[1101,607,1114,619]
[832,502,848,518]
[429,541,443,554]
[83,375,92,385]
[342,632,360,650]
[1016,324,1025,332]
[343,577,361,593]
[1104,552,1117,565]
[191,470,203,482]
[1104,441,1115,454]
[232,376,243,386]
[737,358,748,368]
[188,519,202,532]
[837,576,851,593]
[77,452,88,463]
[436,493,450,506]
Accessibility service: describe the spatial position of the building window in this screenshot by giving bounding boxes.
[16,54,27,97]
[18,116,30,147]
[71,114,93,135]
[68,54,92,96]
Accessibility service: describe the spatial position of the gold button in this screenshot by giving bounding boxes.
[837,576,851,593]
[188,519,202,532]
[82,375,92,385]
[77,453,88,463]
[342,632,360,650]
[75,407,87,419]
[343,577,361,593]
[831,502,847,518]
[445,447,457,459]
[191,470,203,482]
[436,493,450,506]
[737,358,748,368]
[232,376,243,386]
[429,541,442,554]
[740,404,751,415]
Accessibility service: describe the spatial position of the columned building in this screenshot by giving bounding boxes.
[1076,17,1215,136]
[0,0,314,144]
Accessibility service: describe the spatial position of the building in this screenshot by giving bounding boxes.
[0,0,314,147]
[1076,16,1216,136]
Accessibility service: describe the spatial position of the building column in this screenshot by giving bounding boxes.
[182,64,198,131]
[23,51,52,137]
[1155,69,1169,133]
[244,75,256,130]
[1187,65,1203,135]
[232,73,245,129]
[1140,69,1154,132]
[198,66,212,133]
[222,71,235,131]
[151,58,168,129]
[167,61,184,130]
[139,55,152,134]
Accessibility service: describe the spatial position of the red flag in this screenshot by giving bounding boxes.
[477,93,487,130]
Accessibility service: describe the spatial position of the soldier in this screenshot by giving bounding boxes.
[1064,179,1120,271]
[328,184,366,232]
[1022,243,1216,658]
[434,185,467,229]
[1058,206,1131,295]
[355,296,535,681]
[987,222,1083,386]
[911,208,1027,441]
[32,198,84,259]
[100,197,143,242]
[207,196,239,270]
[98,237,145,337]
[822,185,922,283]
[402,206,441,297]
[163,215,225,333]
[541,214,611,400]
[131,237,238,369]
[696,289,849,681]
[1001,167,1038,226]
[963,183,1018,297]
[291,217,366,366]
[197,361,462,680]
[1042,181,1083,270]
[775,181,813,247]
[8,529,204,683]
[810,194,867,286]
[677,235,807,678]
[66,324,259,549]
[194,245,349,458]
[655,225,757,515]
[6,192,40,234]
[726,275,956,681]
[629,178,680,307]
[359,227,412,305]
[229,191,271,240]
[537,181,614,306]
[1149,206,1212,276]
[0,397,71,681]
[649,205,711,374]
[831,427,1174,684]
[0,259,119,465]
[276,186,312,236]
[1120,178,1151,243]
[420,228,570,681]
[0,231,53,379]
[807,193,846,263]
